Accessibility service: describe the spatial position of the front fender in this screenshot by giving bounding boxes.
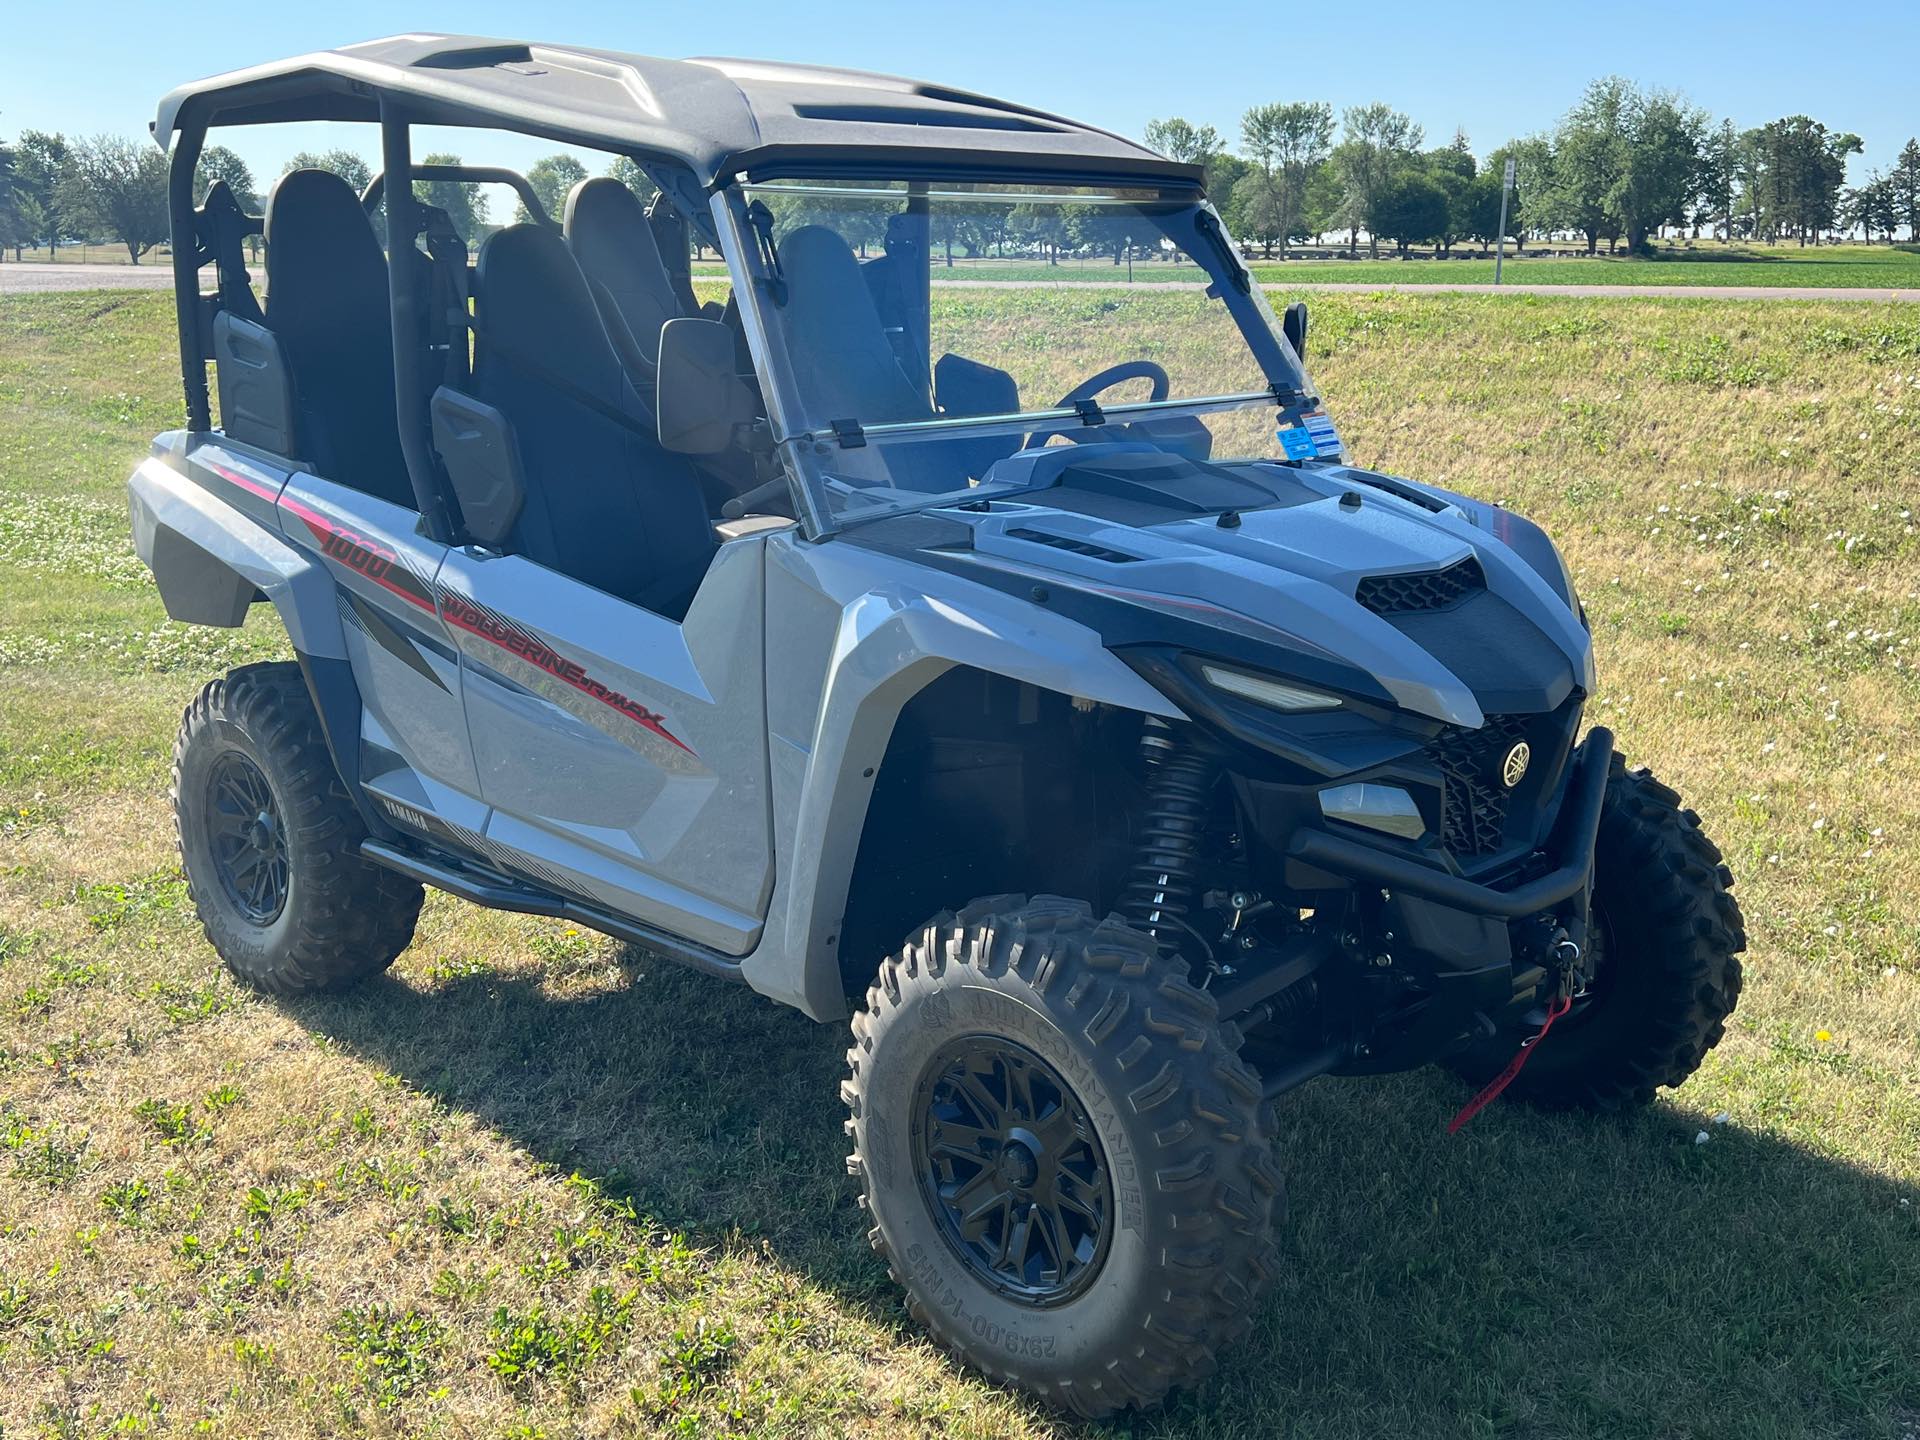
[741,535,1182,1020]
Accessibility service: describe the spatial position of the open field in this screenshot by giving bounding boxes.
[683,243,1920,291]
[1,288,1917,1438]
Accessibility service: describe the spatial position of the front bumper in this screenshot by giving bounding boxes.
[1287,726,1614,920]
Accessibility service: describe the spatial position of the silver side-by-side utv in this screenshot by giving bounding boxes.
[132,37,1744,1416]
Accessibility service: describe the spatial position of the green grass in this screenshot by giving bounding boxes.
[1246,243,1920,289]
[1,289,1917,1438]
[688,243,1920,290]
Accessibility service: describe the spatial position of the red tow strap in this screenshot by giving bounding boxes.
[1447,994,1573,1134]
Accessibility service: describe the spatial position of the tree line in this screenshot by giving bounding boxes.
[3,79,1917,264]
[1154,77,1918,258]
[0,136,653,263]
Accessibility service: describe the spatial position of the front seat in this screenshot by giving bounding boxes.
[564,177,684,379]
[263,169,414,507]
[779,225,1020,491]
[471,224,713,618]
[777,225,933,426]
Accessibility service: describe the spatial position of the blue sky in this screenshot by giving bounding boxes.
[8,0,1916,187]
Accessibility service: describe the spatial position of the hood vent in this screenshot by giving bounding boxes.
[1356,555,1485,615]
[1005,527,1141,564]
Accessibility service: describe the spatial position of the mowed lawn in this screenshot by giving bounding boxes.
[1,289,1916,1439]
[684,242,1920,290]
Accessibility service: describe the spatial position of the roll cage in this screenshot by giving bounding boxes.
[153,34,1205,547]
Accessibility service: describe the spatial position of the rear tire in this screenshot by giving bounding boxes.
[1454,756,1746,1109]
[844,895,1281,1418]
[173,661,422,995]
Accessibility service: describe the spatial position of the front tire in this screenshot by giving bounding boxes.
[1456,756,1746,1109]
[173,662,422,995]
[844,895,1281,1418]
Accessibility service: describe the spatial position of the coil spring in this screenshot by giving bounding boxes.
[1120,720,1217,955]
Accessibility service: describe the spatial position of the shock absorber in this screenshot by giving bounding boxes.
[1121,718,1217,956]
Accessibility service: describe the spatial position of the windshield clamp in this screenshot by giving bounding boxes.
[1072,398,1106,428]
[829,418,867,449]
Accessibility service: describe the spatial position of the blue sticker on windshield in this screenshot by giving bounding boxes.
[1279,410,1342,460]
[1278,426,1318,460]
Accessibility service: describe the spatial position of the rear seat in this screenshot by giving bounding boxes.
[262,169,415,507]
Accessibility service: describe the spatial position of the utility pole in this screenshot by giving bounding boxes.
[1494,156,1515,285]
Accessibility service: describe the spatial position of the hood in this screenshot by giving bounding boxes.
[846,447,1594,729]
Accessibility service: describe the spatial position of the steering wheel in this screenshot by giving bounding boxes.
[1028,361,1171,448]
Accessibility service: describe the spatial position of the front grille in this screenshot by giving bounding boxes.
[1356,556,1485,615]
[1430,713,1530,857]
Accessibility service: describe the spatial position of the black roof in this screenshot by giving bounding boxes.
[154,35,1201,190]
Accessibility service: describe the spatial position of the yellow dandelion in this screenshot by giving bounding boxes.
[1815,1029,1833,1043]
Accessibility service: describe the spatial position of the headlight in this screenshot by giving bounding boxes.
[1198,663,1343,713]
[1318,782,1425,840]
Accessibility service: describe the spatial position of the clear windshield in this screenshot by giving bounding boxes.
[717,180,1323,532]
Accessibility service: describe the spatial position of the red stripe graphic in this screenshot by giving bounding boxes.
[440,593,694,754]
[206,458,436,613]
[203,458,693,755]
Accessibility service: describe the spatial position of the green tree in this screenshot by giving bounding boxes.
[1617,90,1709,250]
[520,154,588,225]
[0,137,22,259]
[283,149,373,194]
[413,152,488,243]
[1691,119,1738,241]
[1843,173,1899,242]
[1890,139,1920,241]
[1237,101,1333,259]
[1754,116,1860,245]
[1145,116,1247,216]
[1421,140,1477,255]
[1545,78,1629,252]
[1733,127,1768,240]
[1370,172,1450,256]
[1330,103,1423,257]
[57,134,170,263]
[1298,158,1341,243]
[1206,150,1253,236]
[607,155,658,207]
[16,130,71,257]
[194,145,257,210]
[1143,117,1222,167]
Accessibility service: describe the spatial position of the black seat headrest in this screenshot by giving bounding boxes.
[564,177,680,365]
[475,223,630,409]
[264,169,386,329]
[778,224,930,425]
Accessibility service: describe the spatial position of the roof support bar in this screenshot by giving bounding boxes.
[167,120,211,433]
[378,101,457,542]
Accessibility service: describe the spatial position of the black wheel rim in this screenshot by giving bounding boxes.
[911,1036,1113,1307]
[206,751,289,925]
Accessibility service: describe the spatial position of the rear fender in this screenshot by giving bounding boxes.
[128,455,345,660]
[127,455,385,830]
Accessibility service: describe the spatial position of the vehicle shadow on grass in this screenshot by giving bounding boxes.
[300,955,1919,1440]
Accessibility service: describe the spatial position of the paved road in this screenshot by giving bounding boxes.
[3,260,1911,303]
[0,262,189,293]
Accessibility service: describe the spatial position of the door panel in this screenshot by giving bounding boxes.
[438,537,773,954]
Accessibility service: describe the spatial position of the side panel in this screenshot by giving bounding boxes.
[130,442,486,838]
[439,536,773,954]
[271,473,480,806]
[741,534,1183,1020]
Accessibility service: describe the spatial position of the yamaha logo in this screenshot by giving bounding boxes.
[1501,741,1532,789]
